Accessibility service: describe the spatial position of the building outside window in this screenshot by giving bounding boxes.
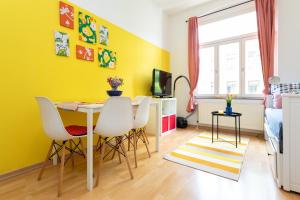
[195,11,264,97]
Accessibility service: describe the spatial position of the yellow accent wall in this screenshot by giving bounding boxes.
[0,0,169,174]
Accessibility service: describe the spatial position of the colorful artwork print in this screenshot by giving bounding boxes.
[98,48,116,69]
[99,25,109,46]
[78,12,97,44]
[76,45,94,61]
[54,31,70,57]
[59,1,74,29]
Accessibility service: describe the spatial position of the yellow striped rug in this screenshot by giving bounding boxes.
[164,132,249,181]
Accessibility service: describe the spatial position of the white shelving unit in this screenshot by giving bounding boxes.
[161,98,177,135]
[146,98,177,136]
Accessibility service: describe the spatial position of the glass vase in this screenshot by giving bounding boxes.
[226,102,232,114]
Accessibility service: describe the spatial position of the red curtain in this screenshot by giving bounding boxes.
[255,0,276,96]
[187,17,199,113]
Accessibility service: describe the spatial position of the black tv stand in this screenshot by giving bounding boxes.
[153,96,172,98]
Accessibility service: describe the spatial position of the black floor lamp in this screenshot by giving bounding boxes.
[173,75,197,128]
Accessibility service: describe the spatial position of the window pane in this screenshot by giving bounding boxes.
[197,47,215,94]
[245,39,264,94]
[219,43,240,94]
[196,47,214,95]
[199,12,257,44]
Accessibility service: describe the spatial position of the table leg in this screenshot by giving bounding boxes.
[217,115,219,139]
[86,109,94,191]
[239,116,241,143]
[155,102,161,152]
[212,115,214,143]
[235,116,237,148]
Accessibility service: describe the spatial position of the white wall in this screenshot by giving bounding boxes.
[69,0,169,50]
[168,0,255,125]
[197,99,264,132]
[277,0,300,82]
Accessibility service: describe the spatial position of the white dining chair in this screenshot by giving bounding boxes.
[35,96,87,197]
[94,97,134,187]
[132,96,152,168]
[132,96,146,105]
[127,96,150,151]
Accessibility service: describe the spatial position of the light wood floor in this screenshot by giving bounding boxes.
[1,127,300,200]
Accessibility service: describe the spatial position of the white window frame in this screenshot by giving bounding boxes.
[196,32,263,99]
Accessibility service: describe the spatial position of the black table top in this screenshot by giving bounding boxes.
[211,111,242,117]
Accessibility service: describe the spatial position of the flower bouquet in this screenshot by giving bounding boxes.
[225,94,233,114]
[107,76,123,96]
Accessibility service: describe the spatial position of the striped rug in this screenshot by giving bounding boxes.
[164,132,249,181]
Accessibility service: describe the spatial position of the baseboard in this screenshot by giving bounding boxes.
[0,161,51,182]
[0,145,99,182]
[190,124,263,136]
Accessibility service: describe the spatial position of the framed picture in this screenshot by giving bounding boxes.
[59,1,74,29]
[99,25,109,46]
[78,12,97,44]
[98,48,116,69]
[76,45,94,61]
[54,31,70,57]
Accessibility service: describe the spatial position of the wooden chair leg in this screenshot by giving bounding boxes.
[79,138,87,158]
[96,136,101,152]
[127,133,131,151]
[133,130,138,168]
[37,140,55,181]
[143,127,150,144]
[117,149,122,164]
[141,132,151,158]
[111,148,116,160]
[120,139,134,179]
[95,141,106,187]
[69,140,75,168]
[116,137,122,164]
[108,138,122,163]
[58,141,66,197]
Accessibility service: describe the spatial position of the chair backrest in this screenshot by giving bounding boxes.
[133,96,146,105]
[134,97,151,128]
[94,97,133,137]
[35,97,70,141]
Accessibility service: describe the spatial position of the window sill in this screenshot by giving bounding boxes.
[194,96,264,105]
[195,97,264,106]
[195,96,264,100]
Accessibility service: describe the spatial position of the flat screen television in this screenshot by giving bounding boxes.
[151,69,172,97]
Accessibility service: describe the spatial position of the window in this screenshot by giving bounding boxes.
[245,39,264,94]
[197,47,214,94]
[196,11,263,97]
[219,42,240,94]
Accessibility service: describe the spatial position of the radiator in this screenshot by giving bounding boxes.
[196,99,264,132]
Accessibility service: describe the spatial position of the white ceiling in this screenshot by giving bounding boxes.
[152,0,214,15]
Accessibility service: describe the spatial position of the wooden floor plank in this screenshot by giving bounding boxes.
[0,127,299,200]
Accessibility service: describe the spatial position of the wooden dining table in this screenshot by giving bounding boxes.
[56,99,162,191]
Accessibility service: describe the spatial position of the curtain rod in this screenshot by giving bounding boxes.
[185,0,254,23]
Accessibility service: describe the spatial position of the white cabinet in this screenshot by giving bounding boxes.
[146,98,176,136]
[282,94,300,192]
[161,98,177,135]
